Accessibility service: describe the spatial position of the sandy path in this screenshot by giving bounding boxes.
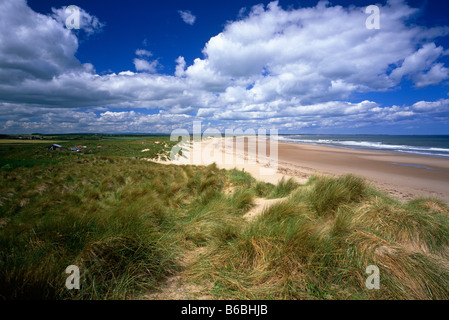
[141,247,214,300]
[140,183,288,300]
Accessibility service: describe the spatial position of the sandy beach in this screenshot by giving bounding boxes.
[274,141,449,203]
[155,137,449,203]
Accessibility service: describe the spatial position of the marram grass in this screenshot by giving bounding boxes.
[1,140,449,300]
[188,175,449,300]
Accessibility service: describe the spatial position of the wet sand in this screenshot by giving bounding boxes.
[274,142,449,203]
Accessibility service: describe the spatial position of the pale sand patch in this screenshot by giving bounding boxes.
[244,197,288,222]
[223,184,235,195]
[141,247,214,300]
[146,137,299,185]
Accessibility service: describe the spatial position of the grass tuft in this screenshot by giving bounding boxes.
[306,174,367,216]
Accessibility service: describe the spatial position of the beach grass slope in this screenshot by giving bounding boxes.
[0,137,449,300]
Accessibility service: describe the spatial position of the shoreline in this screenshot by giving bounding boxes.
[274,140,449,203]
[151,137,449,203]
[275,134,449,159]
[278,142,449,160]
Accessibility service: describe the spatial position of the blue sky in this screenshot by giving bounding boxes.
[1,0,449,134]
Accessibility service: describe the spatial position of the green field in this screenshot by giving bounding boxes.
[0,140,64,144]
[0,136,174,171]
[1,135,449,300]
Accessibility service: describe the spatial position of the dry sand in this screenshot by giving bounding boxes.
[275,141,449,203]
[149,137,449,203]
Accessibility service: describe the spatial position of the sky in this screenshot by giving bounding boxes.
[0,0,449,134]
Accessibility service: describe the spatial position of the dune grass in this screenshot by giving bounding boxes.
[188,175,449,300]
[0,151,276,299]
[1,138,449,300]
[0,157,180,299]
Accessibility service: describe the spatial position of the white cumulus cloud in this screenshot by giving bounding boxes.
[0,0,449,133]
[133,59,159,73]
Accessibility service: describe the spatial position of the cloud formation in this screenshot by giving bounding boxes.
[178,10,196,25]
[133,59,159,73]
[50,5,105,35]
[0,0,448,133]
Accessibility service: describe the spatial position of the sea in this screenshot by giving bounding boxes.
[277,135,449,158]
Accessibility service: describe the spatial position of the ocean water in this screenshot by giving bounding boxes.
[277,135,449,158]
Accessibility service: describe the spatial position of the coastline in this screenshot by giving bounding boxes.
[157,138,449,203]
[153,137,449,203]
[274,140,449,203]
